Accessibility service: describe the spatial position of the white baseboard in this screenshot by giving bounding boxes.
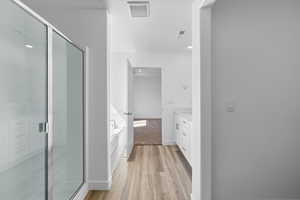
[112,145,126,174]
[72,183,89,200]
[190,193,193,200]
[125,143,134,158]
[87,177,112,190]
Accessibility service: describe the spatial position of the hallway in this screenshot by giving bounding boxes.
[86,145,192,200]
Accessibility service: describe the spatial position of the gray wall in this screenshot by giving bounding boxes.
[212,0,300,199]
[22,1,110,188]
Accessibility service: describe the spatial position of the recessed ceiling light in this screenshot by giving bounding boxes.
[25,44,33,49]
[187,45,193,49]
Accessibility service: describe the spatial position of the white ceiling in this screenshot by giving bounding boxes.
[108,0,193,53]
[23,0,193,53]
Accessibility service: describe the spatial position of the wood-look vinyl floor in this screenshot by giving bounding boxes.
[134,119,162,145]
[86,145,192,200]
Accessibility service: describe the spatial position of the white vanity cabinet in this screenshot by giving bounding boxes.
[110,128,126,173]
[175,114,181,146]
[174,112,192,166]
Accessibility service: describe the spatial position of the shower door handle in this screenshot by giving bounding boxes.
[38,122,49,133]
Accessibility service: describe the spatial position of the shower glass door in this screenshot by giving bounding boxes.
[52,31,84,200]
[0,1,47,200]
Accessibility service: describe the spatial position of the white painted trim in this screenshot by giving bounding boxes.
[72,184,89,200]
[88,177,112,190]
[192,0,216,200]
[160,67,166,145]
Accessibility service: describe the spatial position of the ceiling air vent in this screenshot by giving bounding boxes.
[127,1,150,18]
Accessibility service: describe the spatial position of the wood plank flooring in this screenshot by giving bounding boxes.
[86,145,192,200]
[134,119,162,145]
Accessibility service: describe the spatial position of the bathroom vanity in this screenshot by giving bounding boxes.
[110,105,126,174]
[174,111,192,166]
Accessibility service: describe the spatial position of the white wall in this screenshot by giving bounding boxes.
[22,1,111,189]
[110,53,127,114]
[133,73,162,119]
[212,0,300,200]
[110,52,192,144]
[192,1,203,200]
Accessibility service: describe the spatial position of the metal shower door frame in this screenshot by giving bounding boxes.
[12,1,86,200]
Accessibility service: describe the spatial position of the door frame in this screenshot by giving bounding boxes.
[12,1,87,200]
[125,59,134,157]
[192,0,216,200]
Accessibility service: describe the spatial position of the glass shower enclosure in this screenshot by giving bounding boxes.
[0,1,85,200]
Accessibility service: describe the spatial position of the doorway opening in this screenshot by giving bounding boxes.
[132,68,162,145]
